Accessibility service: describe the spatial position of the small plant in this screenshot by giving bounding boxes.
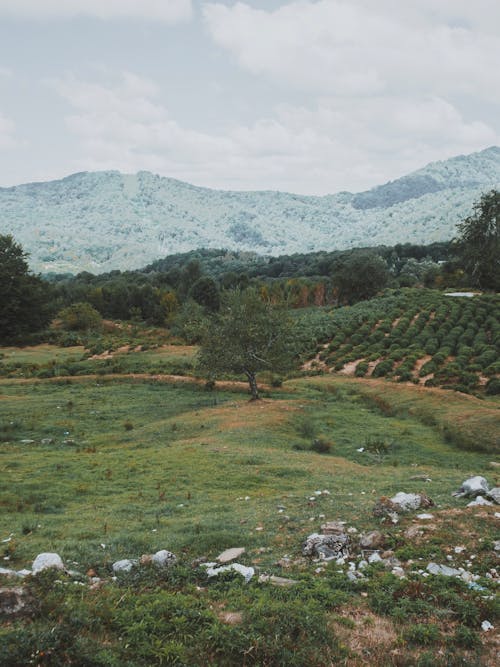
[124,420,134,431]
[311,438,332,454]
[403,623,440,646]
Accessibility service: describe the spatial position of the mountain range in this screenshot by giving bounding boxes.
[1,146,499,274]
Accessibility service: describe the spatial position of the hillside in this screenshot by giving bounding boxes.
[1,147,499,274]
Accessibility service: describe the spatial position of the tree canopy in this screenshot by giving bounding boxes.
[197,289,297,399]
[456,189,499,290]
[0,235,53,342]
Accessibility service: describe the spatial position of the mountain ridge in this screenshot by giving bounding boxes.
[1,146,499,274]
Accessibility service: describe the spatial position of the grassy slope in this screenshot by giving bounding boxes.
[1,366,499,665]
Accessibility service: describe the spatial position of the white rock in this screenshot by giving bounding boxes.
[368,552,383,564]
[416,513,434,520]
[32,553,64,574]
[151,550,177,567]
[390,492,425,512]
[392,567,405,578]
[112,559,137,573]
[217,548,245,564]
[0,567,16,576]
[486,487,500,504]
[481,620,494,632]
[16,569,31,578]
[202,562,254,583]
[467,496,493,507]
[453,476,489,498]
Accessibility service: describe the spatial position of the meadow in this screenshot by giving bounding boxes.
[1,341,499,665]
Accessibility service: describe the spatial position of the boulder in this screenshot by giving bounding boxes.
[112,559,137,574]
[467,496,493,507]
[302,533,350,560]
[217,547,245,564]
[452,476,489,498]
[359,530,385,549]
[486,488,500,504]
[427,562,461,577]
[390,492,433,512]
[151,550,177,567]
[32,553,65,575]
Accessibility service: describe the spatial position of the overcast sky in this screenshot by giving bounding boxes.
[0,0,499,194]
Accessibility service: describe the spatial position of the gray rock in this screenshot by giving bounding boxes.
[20,439,35,444]
[41,438,55,445]
[0,587,28,615]
[467,495,493,507]
[368,552,383,564]
[427,562,461,577]
[302,533,350,561]
[151,550,177,567]
[32,553,64,574]
[359,530,384,549]
[390,492,433,512]
[486,487,500,504]
[112,559,137,574]
[258,574,298,587]
[0,567,17,577]
[453,476,489,498]
[217,547,245,564]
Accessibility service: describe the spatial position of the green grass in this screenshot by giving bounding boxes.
[0,370,498,665]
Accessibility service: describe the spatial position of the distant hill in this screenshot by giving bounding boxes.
[1,147,499,274]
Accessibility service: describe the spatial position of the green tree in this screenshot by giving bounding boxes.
[197,289,297,400]
[0,235,53,342]
[57,302,103,331]
[332,251,389,304]
[189,276,220,312]
[456,190,499,290]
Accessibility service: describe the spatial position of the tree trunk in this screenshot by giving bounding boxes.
[245,370,260,400]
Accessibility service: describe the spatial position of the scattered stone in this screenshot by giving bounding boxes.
[486,488,500,504]
[391,567,405,578]
[404,525,423,540]
[390,492,433,512]
[416,513,434,520]
[302,533,350,561]
[20,439,35,444]
[467,496,493,507]
[218,611,243,625]
[320,521,346,535]
[41,438,55,445]
[427,562,461,577]
[368,552,383,564]
[453,476,489,498]
[202,562,254,583]
[481,620,494,632]
[409,475,432,482]
[372,497,399,522]
[258,574,298,587]
[381,550,395,559]
[32,553,64,574]
[151,550,177,567]
[140,554,153,566]
[359,530,384,549]
[0,587,28,615]
[16,570,31,578]
[217,547,245,564]
[493,541,500,552]
[112,559,137,574]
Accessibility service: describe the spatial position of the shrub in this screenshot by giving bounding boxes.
[403,623,440,646]
[57,302,103,332]
[372,359,393,377]
[311,438,332,454]
[485,378,500,395]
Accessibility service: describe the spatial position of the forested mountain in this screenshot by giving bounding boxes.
[1,147,499,274]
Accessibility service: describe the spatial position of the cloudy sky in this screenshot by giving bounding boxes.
[0,0,499,194]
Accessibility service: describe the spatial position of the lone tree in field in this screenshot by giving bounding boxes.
[456,189,499,290]
[197,289,296,400]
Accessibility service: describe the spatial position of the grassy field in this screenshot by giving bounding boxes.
[1,361,499,665]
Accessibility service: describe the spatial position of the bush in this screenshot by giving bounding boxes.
[485,378,500,395]
[58,302,103,332]
[311,438,333,454]
[403,623,440,646]
[371,359,393,377]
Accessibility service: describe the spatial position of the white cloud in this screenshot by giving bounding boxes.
[203,1,500,101]
[0,0,192,22]
[49,72,499,194]
[0,112,18,149]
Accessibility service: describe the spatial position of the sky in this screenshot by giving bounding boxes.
[0,0,499,195]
